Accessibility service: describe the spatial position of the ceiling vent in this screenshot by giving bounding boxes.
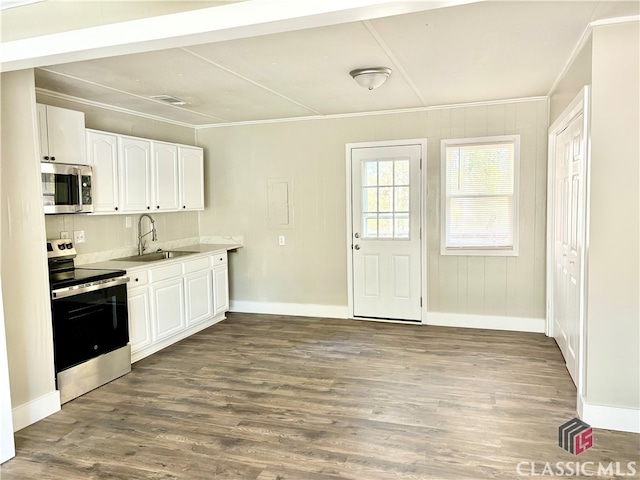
[150,95,188,106]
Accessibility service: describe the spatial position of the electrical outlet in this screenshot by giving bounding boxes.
[60,231,70,239]
[73,230,86,244]
[125,216,132,228]
[278,235,285,246]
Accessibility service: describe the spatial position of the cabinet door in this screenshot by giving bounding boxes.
[184,271,213,326]
[212,264,229,315]
[152,277,185,341]
[178,146,204,210]
[87,130,120,213]
[119,137,151,212]
[128,286,153,353]
[36,104,50,162]
[43,105,87,164]
[151,141,179,211]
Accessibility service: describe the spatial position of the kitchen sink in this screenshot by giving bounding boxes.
[114,250,199,262]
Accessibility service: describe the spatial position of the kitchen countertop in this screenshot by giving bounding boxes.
[81,243,242,271]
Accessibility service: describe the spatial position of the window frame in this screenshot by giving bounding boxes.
[440,134,520,257]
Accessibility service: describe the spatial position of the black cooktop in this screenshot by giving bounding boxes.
[49,268,127,290]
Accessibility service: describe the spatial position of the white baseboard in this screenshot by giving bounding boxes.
[578,394,640,433]
[230,301,348,319]
[12,390,61,432]
[425,312,546,333]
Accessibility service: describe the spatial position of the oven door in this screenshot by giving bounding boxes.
[51,282,129,373]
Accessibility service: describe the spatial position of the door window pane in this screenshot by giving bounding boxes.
[363,187,377,212]
[378,187,393,212]
[394,187,409,212]
[379,214,393,238]
[364,161,378,187]
[363,213,378,238]
[394,160,410,185]
[378,161,393,186]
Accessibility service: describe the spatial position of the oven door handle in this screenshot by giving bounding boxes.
[51,276,130,300]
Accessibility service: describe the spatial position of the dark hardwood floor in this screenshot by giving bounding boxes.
[2,313,638,479]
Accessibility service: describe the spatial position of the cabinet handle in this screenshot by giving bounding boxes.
[51,156,56,161]
[43,156,49,161]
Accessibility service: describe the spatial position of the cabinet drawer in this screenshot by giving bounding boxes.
[183,256,209,275]
[128,270,148,287]
[149,263,182,283]
[210,252,228,266]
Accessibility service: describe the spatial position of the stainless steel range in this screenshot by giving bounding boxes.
[47,239,131,404]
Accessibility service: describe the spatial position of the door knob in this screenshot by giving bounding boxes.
[354,244,360,250]
[354,232,360,238]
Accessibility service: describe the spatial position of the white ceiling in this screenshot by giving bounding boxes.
[32,1,639,127]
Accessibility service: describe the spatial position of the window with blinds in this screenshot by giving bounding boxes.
[441,135,520,256]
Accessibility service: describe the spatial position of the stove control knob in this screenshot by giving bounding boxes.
[58,244,66,250]
[66,243,73,249]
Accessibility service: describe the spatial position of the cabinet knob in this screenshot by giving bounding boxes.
[115,207,119,211]
[183,206,186,209]
[135,278,139,282]
[51,156,56,161]
[43,156,49,161]
[147,206,150,210]
[157,205,160,209]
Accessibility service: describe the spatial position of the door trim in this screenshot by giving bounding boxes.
[546,86,591,399]
[345,138,427,323]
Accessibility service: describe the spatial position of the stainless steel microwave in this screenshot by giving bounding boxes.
[41,162,93,214]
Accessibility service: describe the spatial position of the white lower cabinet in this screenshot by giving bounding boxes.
[213,263,229,315]
[152,277,185,341]
[127,286,152,352]
[126,251,229,363]
[185,271,213,327]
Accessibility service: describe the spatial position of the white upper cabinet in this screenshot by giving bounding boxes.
[151,141,179,212]
[37,104,87,164]
[118,136,152,212]
[86,130,120,213]
[179,146,205,211]
[84,128,204,214]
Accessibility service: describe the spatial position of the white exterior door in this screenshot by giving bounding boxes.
[349,143,423,322]
[552,111,586,386]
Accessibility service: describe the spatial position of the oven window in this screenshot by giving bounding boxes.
[51,284,129,372]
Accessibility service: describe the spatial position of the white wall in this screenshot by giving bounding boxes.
[1,70,60,430]
[197,98,548,323]
[586,21,639,412]
[549,36,592,124]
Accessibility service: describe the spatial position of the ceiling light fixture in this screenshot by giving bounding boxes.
[349,67,392,90]
[150,95,188,106]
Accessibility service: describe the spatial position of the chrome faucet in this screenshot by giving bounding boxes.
[138,214,157,255]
